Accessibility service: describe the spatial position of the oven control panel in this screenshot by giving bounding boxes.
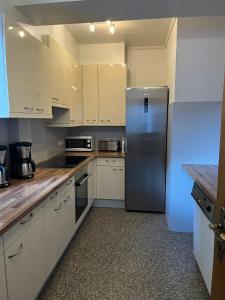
[191,183,215,223]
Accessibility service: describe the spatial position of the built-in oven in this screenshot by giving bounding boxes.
[75,167,91,222]
[65,136,94,152]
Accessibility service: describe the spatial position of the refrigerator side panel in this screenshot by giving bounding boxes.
[125,87,168,212]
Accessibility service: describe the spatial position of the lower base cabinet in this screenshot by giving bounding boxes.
[0,253,7,300]
[44,183,75,277]
[5,218,45,300]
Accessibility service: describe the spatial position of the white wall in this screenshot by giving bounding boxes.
[79,43,125,64]
[166,19,177,103]
[127,48,166,87]
[175,16,225,103]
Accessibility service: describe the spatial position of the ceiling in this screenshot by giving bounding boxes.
[66,19,173,47]
[14,0,225,26]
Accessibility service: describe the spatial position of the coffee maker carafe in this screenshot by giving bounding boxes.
[0,145,10,187]
[10,142,36,179]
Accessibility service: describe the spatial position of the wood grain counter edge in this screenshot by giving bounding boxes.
[183,164,218,203]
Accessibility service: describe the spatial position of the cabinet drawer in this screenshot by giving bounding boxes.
[96,158,125,167]
[3,203,43,251]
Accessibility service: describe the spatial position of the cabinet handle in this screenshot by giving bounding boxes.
[119,168,124,171]
[66,179,73,185]
[24,106,33,111]
[105,160,116,163]
[107,120,111,122]
[86,119,90,122]
[52,97,59,101]
[113,168,117,171]
[36,108,44,112]
[64,195,70,203]
[20,212,33,225]
[8,243,23,259]
[54,203,62,212]
[92,120,96,122]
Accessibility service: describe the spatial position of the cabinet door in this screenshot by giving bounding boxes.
[32,37,52,117]
[97,166,125,200]
[5,20,35,114]
[49,37,65,105]
[83,65,99,125]
[98,64,126,125]
[61,187,76,247]
[88,160,96,205]
[5,218,45,300]
[44,193,64,276]
[70,64,84,125]
[0,254,7,300]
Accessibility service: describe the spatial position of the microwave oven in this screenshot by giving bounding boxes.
[65,136,94,152]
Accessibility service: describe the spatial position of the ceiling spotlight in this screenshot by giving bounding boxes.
[106,20,111,25]
[18,30,25,38]
[8,26,14,30]
[89,23,95,32]
[109,23,115,34]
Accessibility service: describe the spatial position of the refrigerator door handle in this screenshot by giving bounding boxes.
[144,96,149,113]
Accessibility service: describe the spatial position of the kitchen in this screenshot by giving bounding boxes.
[0,1,225,300]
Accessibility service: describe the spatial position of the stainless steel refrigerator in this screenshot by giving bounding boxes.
[125,87,168,212]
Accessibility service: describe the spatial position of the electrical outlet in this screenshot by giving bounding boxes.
[58,140,64,147]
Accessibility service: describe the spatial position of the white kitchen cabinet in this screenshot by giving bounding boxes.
[44,181,75,277]
[83,65,99,125]
[4,211,45,300]
[0,238,7,300]
[44,191,65,276]
[88,160,96,206]
[32,37,52,117]
[193,202,214,294]
[98,64,126,125]
[0,17,52,118]
[97,158,125,200]
[47,36,69,107]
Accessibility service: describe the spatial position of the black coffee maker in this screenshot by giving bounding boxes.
[10,142,36,179]
[0,145,10,187]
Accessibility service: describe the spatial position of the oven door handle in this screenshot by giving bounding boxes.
[75,173,91,186]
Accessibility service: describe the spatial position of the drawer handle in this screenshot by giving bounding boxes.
[92,120,96,122]
[24,106,33,111]
[53,97,59,101]
[119,168,124,171]
[64,195,70,203]
[54,203,62,212]
[113,168,117,171]
[8,243,23,259]
[107,120,110,122]
[66,179,73,185]
[20,212,33,225]
[36,108,44,112]
[105,160,116,163]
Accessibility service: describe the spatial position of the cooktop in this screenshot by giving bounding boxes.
[37,155,88,169]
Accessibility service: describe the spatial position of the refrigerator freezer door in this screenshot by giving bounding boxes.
[125,87,168,212]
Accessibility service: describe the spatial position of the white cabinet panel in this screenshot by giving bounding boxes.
[193,202,214,294]
[5,217,45,300]
[32,37,52,117]
[5,19,35,114]
[0,254,7,300]
[97,165,125,200]
[83,65,99,125]
[98,64,126,125]
[88,160,96,205]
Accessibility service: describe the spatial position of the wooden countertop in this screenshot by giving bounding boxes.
[0,151,125,235]
[183,164,218,203]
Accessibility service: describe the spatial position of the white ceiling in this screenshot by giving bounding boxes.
[14,0,225,26]
[66,19,173,47]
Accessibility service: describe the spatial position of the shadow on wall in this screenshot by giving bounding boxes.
[166,101,222,232]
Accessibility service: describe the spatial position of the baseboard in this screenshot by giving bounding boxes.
[94,199,125,208]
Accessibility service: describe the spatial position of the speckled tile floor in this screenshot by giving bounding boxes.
[38,208,209,300]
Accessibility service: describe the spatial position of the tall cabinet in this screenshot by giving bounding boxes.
[0,238,7,300]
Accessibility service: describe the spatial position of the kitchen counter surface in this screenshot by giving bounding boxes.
[0,151,125,235]
[183,164,218,203]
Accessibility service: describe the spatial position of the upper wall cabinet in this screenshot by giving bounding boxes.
[83,64,127,126]
[46,43,83,127]
[98,64,126,125]
[83,65,99,125]
[0,16,52,118]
